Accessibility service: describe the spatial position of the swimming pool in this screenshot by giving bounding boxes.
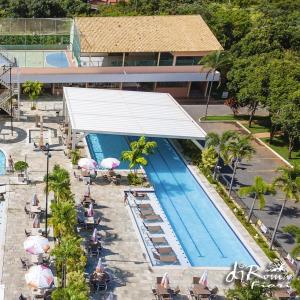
[87,133,257,267]
[0,151,5,175]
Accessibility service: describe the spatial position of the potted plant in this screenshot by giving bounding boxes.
[14,161,29,183]
[70,149,80,167]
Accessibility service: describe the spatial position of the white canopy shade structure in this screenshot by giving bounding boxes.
[63,87,206,149]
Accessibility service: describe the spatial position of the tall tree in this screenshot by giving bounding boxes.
[200,51,222,119]
[121,136,157,174]
[239,176,275,222]
[205,130,237,178]
[283,225,300,257]
[22,80,43,109]
[226,135,256,197]
[270,167,300,249]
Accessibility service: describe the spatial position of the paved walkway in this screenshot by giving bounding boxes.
[197,121,300,254]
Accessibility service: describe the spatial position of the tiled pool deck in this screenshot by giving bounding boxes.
[0,101,269,299]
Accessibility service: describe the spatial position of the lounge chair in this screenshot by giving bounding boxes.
[140,213,162,222]
[143,222,164,234]
[155,247,174,255]
[193,276,200,284]
[149,236,168,245]
[20,258,31,270]
[210,286,219,298]
[139,208,154,216]
[137,203,153,210]
[25,229,31,237]
[152,288,158,300]
[153,252,178,264]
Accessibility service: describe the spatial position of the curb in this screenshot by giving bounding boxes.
[235,121,293,168]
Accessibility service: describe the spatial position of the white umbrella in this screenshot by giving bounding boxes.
[24,236,50,255]
[25,265,54,289]
[78,158,97,170]
[32,193,38,206]
[96,257,105,272]
[199,270,208,287]
[100,158,120,170]
[32,214,40,228]
[161,272,169,289]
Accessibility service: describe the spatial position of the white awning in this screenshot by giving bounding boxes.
[63,87,206,140]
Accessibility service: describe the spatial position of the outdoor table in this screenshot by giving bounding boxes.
[193,284,211,298]
[30,206,41,214]
[85,217,95,228]
[156,284,172,298]
[30,228,44,236]
[272,289,290,300]
[31,254,43,265]
[83,176,91,185]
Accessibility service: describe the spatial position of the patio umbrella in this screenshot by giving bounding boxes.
[199,270,208,287]
[32,214,40,228]
[25,265,54,289]
[87,203,94,217]
[91,228,98,242]
[39,115,44,148]
[24,236,50,255]
[161,273,169,289]
[78,158,97,170]
[96,257,105,272]
[32,193,38,206]
[100,158,120,170]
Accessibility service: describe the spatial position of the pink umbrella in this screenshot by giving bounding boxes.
[96,258,105,272]
[32,214,40,228]
[25,265,54,289]
[161,273,169,289]
[199,270,208,287]
[87,203,94,217]
[78,158,97,170]
[100,158,120,170]
[24,236,50,255]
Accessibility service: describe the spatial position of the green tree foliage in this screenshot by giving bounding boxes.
[226,278,274,300]
[22,80,43,109]
[201,146,218,175]
[239,176,275,222]
[121,136,157,173]
[283,225,300,257]
[270,166,300,249]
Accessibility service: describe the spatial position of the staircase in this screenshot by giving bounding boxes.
[0,49,19,117]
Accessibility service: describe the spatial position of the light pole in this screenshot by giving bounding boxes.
[44,143,51,238]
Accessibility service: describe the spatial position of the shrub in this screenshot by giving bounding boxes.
[70,149,80,165]
[14,161,29,174]
[127,172,144,186]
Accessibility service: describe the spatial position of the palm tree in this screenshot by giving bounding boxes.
[226,135,256,197]
[49,201,77,238]
[205,130,237,178]
[270,166,300,249]
[201,146,218,175]
[44,165,71,202]
[239,176,275,222]
[22,80,43,109]
[51,236,86,287]
[283,225,300,257]
[200,51,222,119]
[121,136,157,174]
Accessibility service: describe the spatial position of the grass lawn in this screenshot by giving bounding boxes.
[261,136,300,167]
[204,115,271,134]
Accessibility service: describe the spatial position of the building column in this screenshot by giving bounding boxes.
[157,52,161,66]
[72,130,77,150]
[154,82,157,91]
[122,52,126,67]
[172,55,177,66]
[187,82,192,97]
[85,82,88,88]
[119,82,123,90]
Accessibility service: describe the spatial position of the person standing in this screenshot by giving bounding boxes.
[8,155,14,172]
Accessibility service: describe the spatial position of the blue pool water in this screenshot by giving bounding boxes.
[0,151,5,175]
[87,133,257,267]
[45,52,69,68]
